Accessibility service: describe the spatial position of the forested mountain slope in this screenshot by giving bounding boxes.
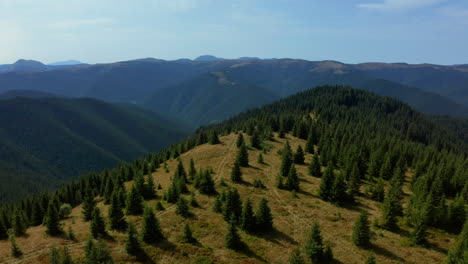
[0,97,188,202]
[0,86,466,264]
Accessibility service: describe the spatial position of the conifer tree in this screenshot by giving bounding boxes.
[12,211,26,237]
[294,145,305,164]
[145,175,156,200]
[176,196,190,217]
[181,223,196,244]
[103,177,114,204]
[240,198,255,233]
[289,248,306,264]
[250,130,261,149]
[230,161,243,183]
[198,170,216,195]
[280,141,293,176]
[308,155,322,178]
[225,218,241,250]
[236,133,245,148]
[213,196,223,213]
[125,185,144,215]
[236,143,249,167]
[188,158,197,181]
[155,201,165,211]
[371,179,385,202]
[256,198,273,232]
[30,202,44,226]
[446,219,468,264]
[141,207,164,244]
[222,188,242,222]
[381,179,402,230]
[305,129,316,154]
[84,237,114,264]
[67,225,75,241]
[257,153,264,164]
[175,158,188,181]
[44,202,62,236]
[352,210,371,247]
[208,131,220,144]
[305,221,324,264]
[125,222,141,255]
[286,165,300,191]
[366,255,377,264]
[50,247,60,264]
[319,165,334,201]
[346,165,361,200]
[82,191,97,221]
[9,231,22,258]
[90,207,107,238]
[330,173,348,205]
[108,191,126,230]
[190,192,199,207]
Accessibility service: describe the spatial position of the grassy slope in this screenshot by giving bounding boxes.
[0,134,455,264]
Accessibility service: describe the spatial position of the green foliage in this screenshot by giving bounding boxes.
[256,198,273,232]
[308,154,322,178]
[82,191,97,221]
[446,219,468,264]
[230,162,243,183]
[280,141,293,177]
[59,204,72,219]
[257,153,264,164]
[44,202,62,236]
[366,255,377,264]
[84,237,114,264]
[50,247,73,264]
[11,210,26,237]
[182,223,196,244]
[225,218,242,250]
[352,210,371,247]
[176,196,190,217]
[125,222,141,256]
[305,221,324,264]
[289,248,305,264]
[293,145,305,164]
[108,190,126,230]
[66,225,75,241]
[9,232,22,258]
[155,201,165,211]
[236,144,249,167]
[221,188,242,223]
[240,198,255,233]
[125,185,144,215]
[141,207,164,244]
[196,169,216,195]
[90,207,107,238]
[285,165,300,191]
[319,164,334,201]
[236,133,245,148]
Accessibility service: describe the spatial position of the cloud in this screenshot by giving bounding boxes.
[358,0,445,10]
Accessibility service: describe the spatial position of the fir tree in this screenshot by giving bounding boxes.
[176,197,190,217]
[44,202,62,236]
[91,207,107,238]
[9,232,22,258]
[144,175,156,200]
[381,179,402,230]
[319,164,334,201]
[446,219,468,264]
[108,190,126,230]
[371,179,385,202]
[188,158,197,181]
[240,198,255,233]
[250,130,261,149]
[141,207,164,244]
[208,131,220,144]
[181,223,196,244]
[230,161,243,183]
[84,237,114,264]
[330,173,348,205]
[280,141,293,176]
[198,170,216,195]
[67,225,75,241]
[289,248,305,264]
[225,218,242,250]
[125,222,141,255]
[155,201,165,211]
[257,153,264,164]
[82,191,97,221]
[352,210,371,247]
[305,129,316,154]
[125,185,144,215]
[222,188,242,223]
[236,133,245,148]
[236,144,249,167]
[294,145,305,164]
[190,192,199,207]
[308,154,322,178]
[305,221,324,264]
[256,198,273,232]
[30,202,44,226]
[50,247,60,264]
[213,196,223,213]
[12,211,26,237]
[286,165,300,191]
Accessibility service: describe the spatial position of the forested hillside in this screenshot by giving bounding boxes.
[0,97,188,202]
[0,86,466,263]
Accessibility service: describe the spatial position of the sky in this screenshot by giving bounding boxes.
[0,0,467,65]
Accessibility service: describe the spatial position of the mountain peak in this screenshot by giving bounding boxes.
[194,55,225,61]
[48,60,85,66]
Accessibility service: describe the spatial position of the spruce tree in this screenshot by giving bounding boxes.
[145,175,156,200]
[305,130,315,154]
[280,141,293,176]
[257,153,264,164]
[12,211,26,237]
[256,198,273,232]
[236,143,249,167]
[308,154,322,178]
[225,218,241,250]
[208,131,220,144]
[446,219,468,264]
[286,165,300,191]
[9,232,22,258]
[125,185,144,215]
[125,222,141,255]
[188,158,197,181]
[240,198,255,233]
[155,201,165,211]
[222,188,242,222]
[251,130,261,149]
[108,190,126,230]
[44,202,62,236]
[381,180,402,230]
[67,225,75,241]
[230,161,243,183]
[294,145,305,164]
[181,223,196,244]
[85,237,114,264]
[330,173,348,205]
[176,196,190,217]
[50,247,59,264]
[141,207,164,244]
[366,255,377,264]
[30,202,44,226]
[289,248,305,264]
[352,210,371,247]
[319,165,334,201]
[305,221,324,264]
[236,133,245,148]
[190,192,199,207]
[198,170,216,195]
[90,207,107,238]
[82,191,97,221]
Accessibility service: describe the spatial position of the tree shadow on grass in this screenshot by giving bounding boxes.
[253,228,298,246]
[370,243,405,263]
[235,242,268,263]
[134,250,157,264]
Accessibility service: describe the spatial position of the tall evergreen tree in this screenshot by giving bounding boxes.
[141,207,164,244]
[305,221,324,264]
[125,185,144,215]
[230,162,243,183]
[240,198,255,233]
[352,210,371,247]
[125,222,141,256]
[294,145,305,164]
[280,141,293,177]
[108,190,126,230]
[225,218,242,250]
[251,130,261,149]
[181,223,196,244]
[90,207,107,238]
[12,211,26,237]
[84,237,114,264]
[188,158,197,181]
[286,165,300,191]
[82,191,97,221]
[308,154,322,178]
[365,255,377,264]
[289,248,306,264]
[256,198,273,232]
[208,131,220,144]
[330,173,348,205]
[44,202,62,236]
[236,133,245,148]
[176,196,190,217]
[446,219,468,264]
[319,164,334,201]
[236,144,249,167]
[9,232,22,258]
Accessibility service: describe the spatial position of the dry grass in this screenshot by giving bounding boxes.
[0,133,456,264]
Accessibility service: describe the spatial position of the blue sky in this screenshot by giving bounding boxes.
[0,0,467,65]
